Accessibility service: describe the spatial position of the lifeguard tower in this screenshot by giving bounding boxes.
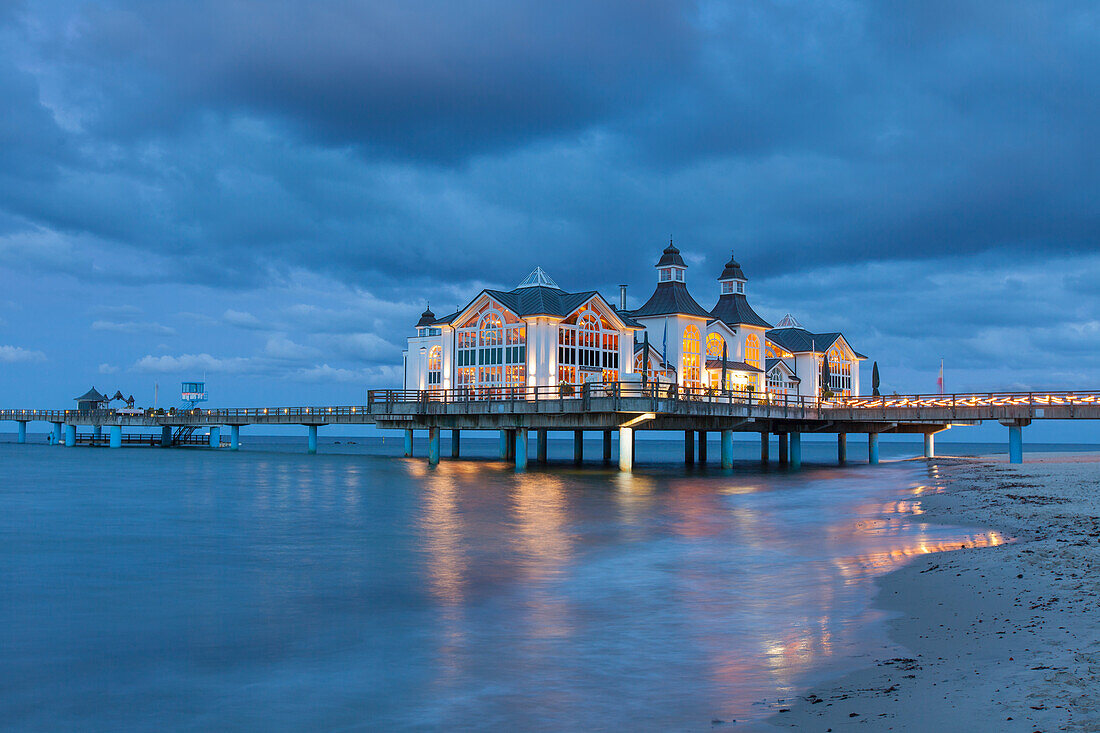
[181,381,207,409]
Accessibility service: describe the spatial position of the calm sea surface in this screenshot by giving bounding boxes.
[0,436,1029,730]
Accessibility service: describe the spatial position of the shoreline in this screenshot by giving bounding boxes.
[753,455,1100,732]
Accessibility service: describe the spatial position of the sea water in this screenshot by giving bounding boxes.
[0,437,1015,730]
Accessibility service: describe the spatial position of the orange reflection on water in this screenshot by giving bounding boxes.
[834,530,1008,577]
[510,473,574,640]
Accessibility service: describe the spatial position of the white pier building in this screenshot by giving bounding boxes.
[404,243,865,398]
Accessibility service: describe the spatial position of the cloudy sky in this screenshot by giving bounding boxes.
[1,0,1098,437]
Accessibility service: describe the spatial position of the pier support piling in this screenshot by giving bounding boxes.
[1008,425,1023,464]
[838,433,847,465]
[684,430,695,465]
[51,421,62,446]
[924,432,935,459]
[307,425,318,455]
[778,433,788,465]
[93,426,102,441]
[499,430,509,460]
[618,426,634,472]
[789,432,802,470]
[17,421,26,444]
[536,429,547,464]
[109,425,121,449]
[603,430,612,463]
[506,430,516,461]
[161,425,172,447]
[574,430,584,464]
[404,429,414,457]
[760,432,769,463]
[698,431,707,463]
[868,433,880,465]
[515,428,528,472]
[64,424,76,447]
[451,429,461,458]
[428,427,440,466]
[208,426,221,449]
[230,425,240,451]
[722,430,734,469]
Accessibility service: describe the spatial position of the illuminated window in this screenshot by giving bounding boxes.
[557,307,619,386]
[427,346,442,390]
[455,304,526,392]
[826,346,852,396]
[682,324,701,388]
[745,333,760,368]
[706,332,725,358]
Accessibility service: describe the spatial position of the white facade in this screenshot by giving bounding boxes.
[402,251,867,398]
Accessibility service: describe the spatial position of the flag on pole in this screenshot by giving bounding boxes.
[937,359,944,395]
[662,319,668,370]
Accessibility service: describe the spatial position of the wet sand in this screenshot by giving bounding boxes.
[756,456,1100,732]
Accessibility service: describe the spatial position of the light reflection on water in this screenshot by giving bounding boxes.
[0,442,1004,731]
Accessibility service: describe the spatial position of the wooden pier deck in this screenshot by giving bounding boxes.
[4,384,1099,469]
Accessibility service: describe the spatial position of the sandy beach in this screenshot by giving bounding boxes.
[755,456,1100,732]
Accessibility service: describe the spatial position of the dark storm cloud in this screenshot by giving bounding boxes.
[61,0,695,161]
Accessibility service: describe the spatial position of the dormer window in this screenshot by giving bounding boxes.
[660,268,672,282]
[674,269,683,281]
[736,281,744,294]
[721,281,734,295]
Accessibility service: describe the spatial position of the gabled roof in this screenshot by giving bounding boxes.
[446,286,637,329]
[765,358,800,381]
[75,387,106,402]
[635,341,676,371]
[632,282,711,318]
[705,359,763,373]
[766,328,866,359]
[710,294,771,329]
[615,309,644,329]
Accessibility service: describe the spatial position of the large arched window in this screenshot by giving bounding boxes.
[558,306,619,385]
[682,324,701,389]
[427,345,442,391]
[455,304,525,392]
[745,333,760,368]
[827,346,852,396]
[706,332,725,358]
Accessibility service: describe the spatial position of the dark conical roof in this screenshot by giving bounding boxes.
[718,251,747,281]
[415,304,437,328]
[656,239,686,268]
[633,281,711,318]
[710,293,771,328]
[75,387,106,402]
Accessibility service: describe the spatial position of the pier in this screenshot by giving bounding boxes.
[4,384,1098,470]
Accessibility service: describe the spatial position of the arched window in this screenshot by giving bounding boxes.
[455,304,525,392]
[558,306,619,385]
[745,333,760,368]
[706,332,725,358]
[427,346,442,391]
[827,346,851,396]
[682,324,701,389]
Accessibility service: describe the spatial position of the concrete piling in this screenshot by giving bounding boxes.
[869,433,880,464]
